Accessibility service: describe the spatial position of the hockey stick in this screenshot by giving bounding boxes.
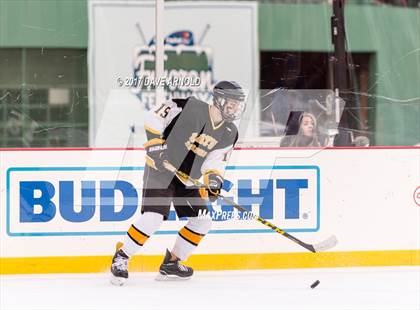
[163,161,338,253]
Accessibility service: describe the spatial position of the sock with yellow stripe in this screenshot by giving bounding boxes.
[122,212,164,257]
[172,217,212,261]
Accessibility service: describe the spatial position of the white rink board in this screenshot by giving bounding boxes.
[0,147,419,258]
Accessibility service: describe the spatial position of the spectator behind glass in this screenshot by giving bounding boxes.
[280,112,321,147]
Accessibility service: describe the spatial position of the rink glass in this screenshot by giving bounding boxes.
[0,1,419,148]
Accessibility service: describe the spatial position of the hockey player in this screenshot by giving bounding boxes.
[110,81,246,285]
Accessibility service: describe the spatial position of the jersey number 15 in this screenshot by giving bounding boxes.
[154,104,171,118]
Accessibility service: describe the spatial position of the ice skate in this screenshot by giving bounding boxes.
[155,249,193,281]
[110,242,129,286]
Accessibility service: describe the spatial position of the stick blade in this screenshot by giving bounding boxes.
[313,235,338,252]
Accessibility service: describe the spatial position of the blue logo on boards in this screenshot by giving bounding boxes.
[6,166,320,236]
[19,181,138,223]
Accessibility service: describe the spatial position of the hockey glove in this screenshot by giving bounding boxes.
[200,173,223,202]
[144,138,168,171]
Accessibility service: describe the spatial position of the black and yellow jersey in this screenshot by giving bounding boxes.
[144,97,238,182]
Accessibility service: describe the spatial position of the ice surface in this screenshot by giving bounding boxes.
[1,266,419,310]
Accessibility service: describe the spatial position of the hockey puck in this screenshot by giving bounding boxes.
[310,280,320,289]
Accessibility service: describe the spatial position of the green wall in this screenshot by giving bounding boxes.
[1,0,419,145]
[0,0,87,48]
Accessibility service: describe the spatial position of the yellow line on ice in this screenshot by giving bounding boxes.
[1,250,419,275]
